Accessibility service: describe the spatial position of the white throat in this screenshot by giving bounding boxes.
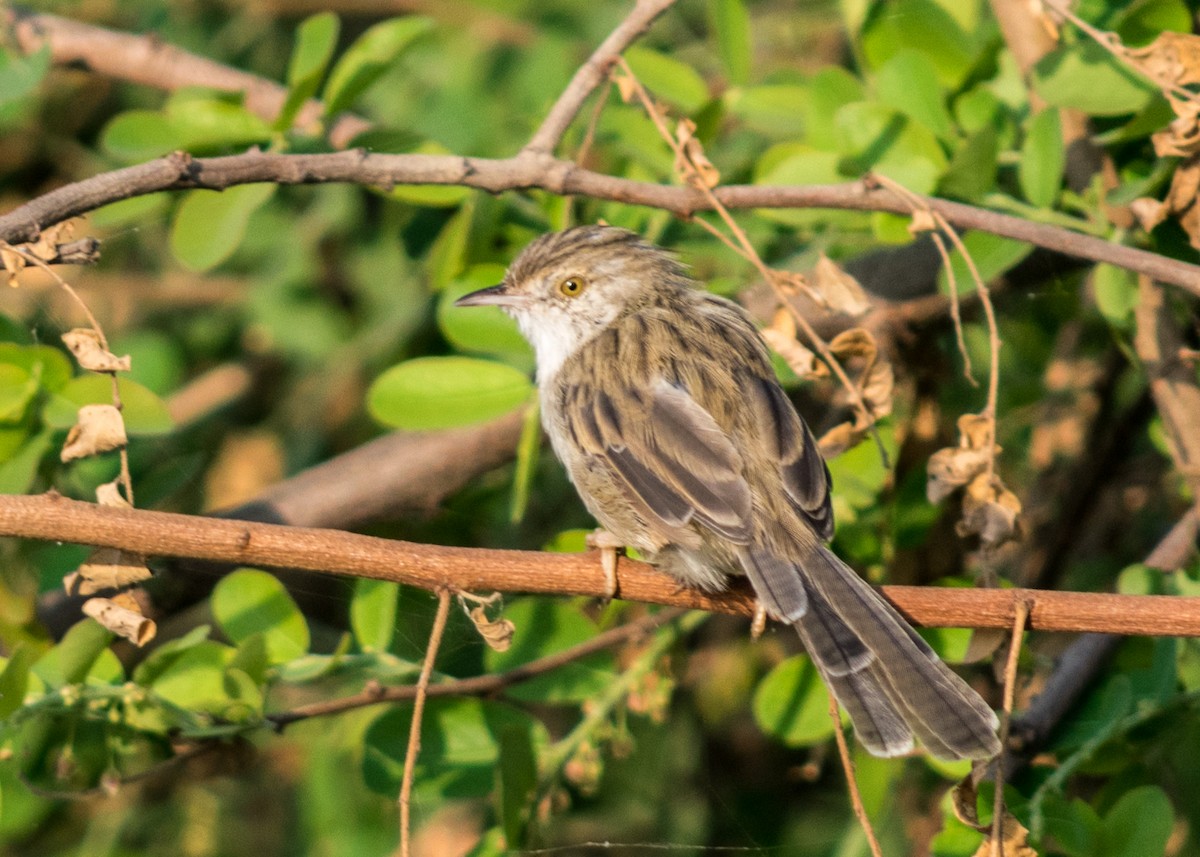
[515,312,591,383]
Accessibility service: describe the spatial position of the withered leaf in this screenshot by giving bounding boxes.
[970,813,1038,857]
[468,605,515,652]
[760,308,818,377]
[64,547,152,596]
[83,596,156,647]
[674,118,720,189]
[95,480,131,508]
[1128,31,1200,87]
[957,473,1023,547]
[813,254,871,317]
[927,446,992,503]
[62,329,131,373]
[61,404,127,462]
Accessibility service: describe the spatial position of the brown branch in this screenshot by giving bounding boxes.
[9,492,1200,635]
[267,607,684,728]
[524,0,678,155]
[1,150,1197,298]
[5,6,371,148]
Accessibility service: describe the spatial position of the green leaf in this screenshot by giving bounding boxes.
[170,183,276,272]
[0,645,33,718]
[323,17,434,116]
[485,599,613,703]
[497,724,538,846]
[835,102,947,195]
[938,123,999,202]
[362,699,543,798]
[132,625,212,685]
[725,84,807,137]
[149,640,236,712]
[0,431,53,494]
[875,50,954,141]
[278,12,341,131]
[1100,786,1174,857]
[937,232,1033,296]
[212,568,310,664]
[351,579,399,652]
[0,344,72,392]
[1092,264,1138,326]
[90,192,172,230]
[624,47,710,115]
[34,619,112,687]
[367,356,532,431]
[42,376,173,435]
[708,0,751,85]
[1040,793,1100,857]
[860,0,975,88]
[163,89,275,152]
[0,46,50,108]
[100,111,182,161]
[806,68,864,150]
[1033,42,1155,116]
[437,265,533,370]
[0,365,37,423]
[1020,109,1065,208]
[753,655,843,747]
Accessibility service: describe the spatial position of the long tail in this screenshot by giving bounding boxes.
[738,544,1001,760]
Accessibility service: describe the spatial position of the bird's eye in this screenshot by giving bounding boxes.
[559,276,586,298]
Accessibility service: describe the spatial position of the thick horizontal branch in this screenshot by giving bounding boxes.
[5,492,1200,636]
[1,149,1196,298]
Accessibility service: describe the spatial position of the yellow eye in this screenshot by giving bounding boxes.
[559,276,586,298]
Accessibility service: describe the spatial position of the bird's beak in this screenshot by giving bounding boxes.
[454,284,527,308]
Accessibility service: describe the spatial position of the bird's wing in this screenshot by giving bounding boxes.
[743,373,834,541]
[569,378,753,544]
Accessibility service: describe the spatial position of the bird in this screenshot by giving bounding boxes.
[455,224,1000,760]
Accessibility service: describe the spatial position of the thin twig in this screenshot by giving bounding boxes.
[828,689,883,857]
[991,597,1030,857]
[267,608,683,727]
[524,0,678,154]
[397,589,452,857]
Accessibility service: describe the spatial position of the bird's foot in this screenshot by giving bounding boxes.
[750,603,768,639]
[585,529,625,599]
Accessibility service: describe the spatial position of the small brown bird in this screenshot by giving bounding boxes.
[457,225,1000,760]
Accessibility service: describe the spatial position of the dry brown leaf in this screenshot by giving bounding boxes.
[674,118,720,189]
[26,222,75,262]
[95,480,131,508]
[62,329,132,373]
[64,547,152,596]
[468,605,515,652]
[760,308,818,377]
[1130,197,1168,232]
[0,246,25,286]
[860,360,894,421]
[957,473,1023,547]
[612,68,637,103]
[908,209,938,235]
[961,628,1008,663]
[957,413,996,450]
[951,773,987,831]
[970,814,1039,857]
[817,421,861,458]
[813,254,871,317]
[828,328,879,363]
[927,446,992,503]
[61,404,127,462]
[1128,31,1200,86]
[82,596,156,647]
[1159,155,1200,249]
[1152,99,1200,157]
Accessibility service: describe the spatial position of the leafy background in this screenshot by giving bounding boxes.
[0,0,1198,854]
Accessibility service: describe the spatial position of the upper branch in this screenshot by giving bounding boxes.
[5,492,1200,636]
[1,149,1197,298]
[524,0,678,155]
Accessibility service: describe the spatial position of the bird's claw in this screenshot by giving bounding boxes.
[585,529,625,599]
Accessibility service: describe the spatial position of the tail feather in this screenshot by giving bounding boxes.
[739,541,1001,761]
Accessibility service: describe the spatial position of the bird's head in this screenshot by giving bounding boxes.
[455,225,686,380]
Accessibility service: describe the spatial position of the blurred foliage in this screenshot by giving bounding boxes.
[0,0,1198,854]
